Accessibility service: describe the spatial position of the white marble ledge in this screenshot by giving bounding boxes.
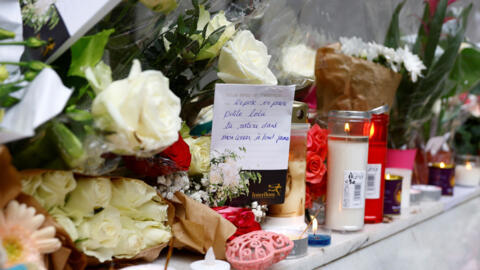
[154,186,480,270]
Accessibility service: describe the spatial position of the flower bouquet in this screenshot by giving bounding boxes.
[314,36,425,116]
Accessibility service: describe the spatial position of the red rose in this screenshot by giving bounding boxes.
[212,206,261,241]
[307,124,328,160]
[123,135,191,177]
[236,210,257,227]
[160,135,191,170]
[306,151,326,184]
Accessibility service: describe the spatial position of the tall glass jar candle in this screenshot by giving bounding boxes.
[365,105,389,223]
[325,110,371,231]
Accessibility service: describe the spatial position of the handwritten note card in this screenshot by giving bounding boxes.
[210,84,295,205]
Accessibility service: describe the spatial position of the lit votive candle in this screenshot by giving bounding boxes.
[308,217,331,247]
[455,155,480,187]
[428,162,455,196]
[325,110,371,232]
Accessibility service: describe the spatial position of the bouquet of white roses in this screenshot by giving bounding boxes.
[21,171,172,263]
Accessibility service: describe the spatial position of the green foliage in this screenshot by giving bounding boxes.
[21,0,60,33]
[454,117,480,155]
[384,0,405,49]
[449,48,480,93]
[68,29,114,77]
[0,81,22,108]
[142,0,225,106]
[387,1,473,148]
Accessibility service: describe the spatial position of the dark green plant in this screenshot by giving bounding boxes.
[454,117,480,155]
[385,0,472,148]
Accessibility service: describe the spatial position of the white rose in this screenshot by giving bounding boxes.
[50,208,79,241]
[109,178,158,215]
[113,217,145,259]
[184,136,211,175]
[63,177,112,221]
[209,165,223,185]
[219,158,241,187]
[22,171,77,210]
[134,200,169,223]
[281,44,316,79]
[218,30,277,85]
[92,59,181,157]
[135,221,171,247]
[77,207,122,262]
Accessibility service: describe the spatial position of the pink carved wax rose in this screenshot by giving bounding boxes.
[226,231,293,270]
[212,206,261,241]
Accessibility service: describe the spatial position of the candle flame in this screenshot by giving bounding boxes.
[369,123,375,138]
[466,162,472,170]
[385,174,391,180]
[312,217,318,234]
[440,162,446,169]
[344,123,350,133]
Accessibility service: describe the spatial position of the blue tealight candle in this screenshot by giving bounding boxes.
[308,233,331,246]
[307,218,331,247]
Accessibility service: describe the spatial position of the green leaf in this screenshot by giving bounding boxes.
[423,0,448,69]
[384,0,405,49]
[413,4,430,56]
[449,48,480,93]
[66,108,93,122]
[68,29,114,77]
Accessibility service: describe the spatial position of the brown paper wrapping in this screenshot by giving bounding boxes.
[0,147,236,268]
[315,43,402,115]
[170,192,236,260]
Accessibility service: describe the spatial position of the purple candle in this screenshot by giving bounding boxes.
[383,174,402,215]
[428,162,455,196]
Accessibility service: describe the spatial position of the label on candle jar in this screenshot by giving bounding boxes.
[342,170,366,208]
[366,164,382,199]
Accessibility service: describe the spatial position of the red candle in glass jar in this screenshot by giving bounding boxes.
[364,106,389,223]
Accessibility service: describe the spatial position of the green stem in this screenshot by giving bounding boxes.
[0,41,27,46]
[0,61,28,67]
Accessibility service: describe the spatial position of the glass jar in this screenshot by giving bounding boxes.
[267,102,309,230]
[325,110,370,231]
[454,155,480,187]
[365,105,389,223]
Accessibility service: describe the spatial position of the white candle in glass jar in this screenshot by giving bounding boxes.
[325,135,369,231]
[455,162,480,186]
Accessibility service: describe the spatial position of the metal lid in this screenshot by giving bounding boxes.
[292,101,308,123]
[328,110,371,119]
[370,105,389,115]
[385,174,403,181]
